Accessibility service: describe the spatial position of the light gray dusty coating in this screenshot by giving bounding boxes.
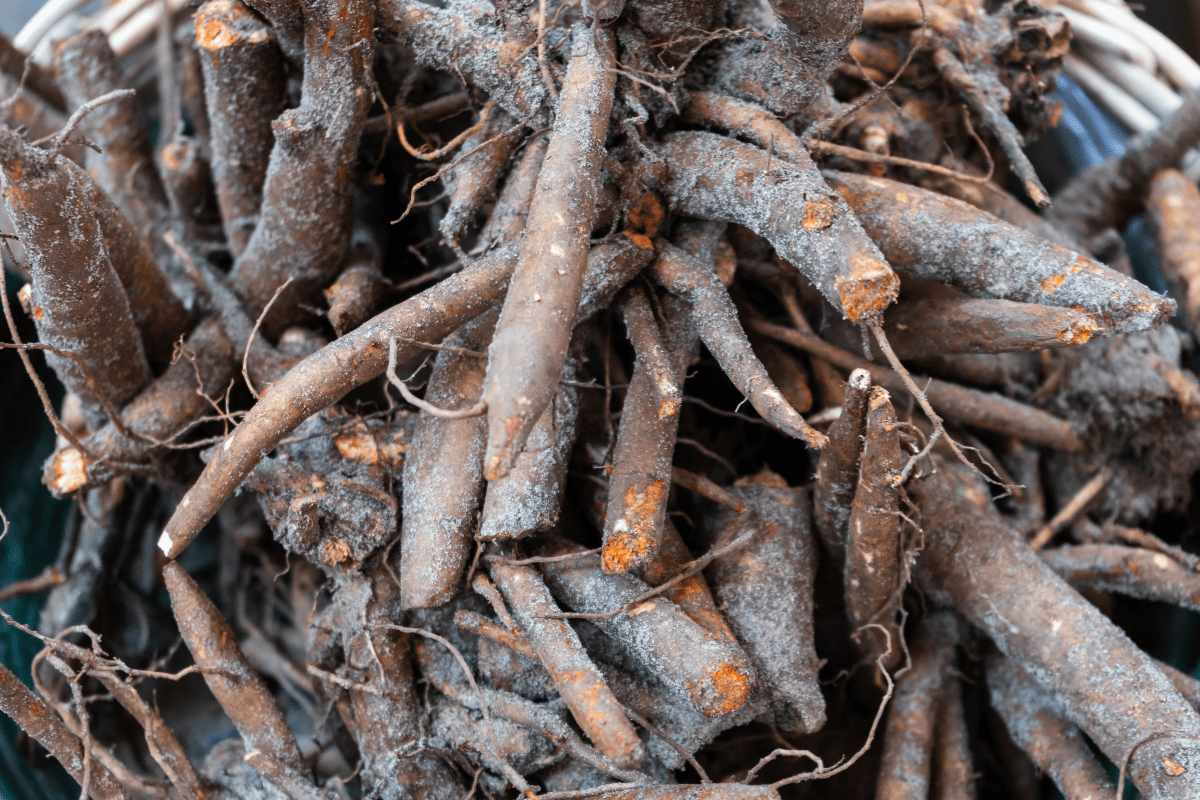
[536,535,755,718]
[159,245,520,559]
[401,309,497,608]
[602,290,692,574]
[228,0,376,331]
[480,355,580,539]
[705,474,825,733]
[160,233,647,559]
[912,460,1200,799]
[483,24,616,479]
[1041,544,1200,613]
[814,368,871,564]
[335,576,466,800]
[825,171,1174,334]
[987,654,1115,800]
[381,0,550,124]
[478,133,549,250]
[489,558,646,768]
[656,132,898,325]
[428,693,560,779]
[53,30,167,233]
[442,107,519,247]
[596,660,761,770]
[648,240,825,447]
[0,127,151,418]
[196,0,286,257]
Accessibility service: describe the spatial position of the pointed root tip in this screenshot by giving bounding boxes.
[485,416,528,480]
[802,428,829,449]
[161,559,187,591]
[1025,179,1052,209]
[1109,293,1179,334]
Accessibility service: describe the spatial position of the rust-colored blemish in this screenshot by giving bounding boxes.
[48,447,87,495]
[835,253,900,323]
[161,143,185,171]
[16,284,31,316]
[1163,757,1186,776]
[626,192,665,238]
[602,480,666,573]
[1040,274,1066,293]
[334,422,380,464]
[379,431,408,468]
[665,579,704,604]
[1055,318,1097,345]
[698,661,751,717]
[195,16,230,51]
[196,1,269,50]
[801,200,835,231]
[602,530,650,573]
[321,538,352,565]
[735,170,756,190]
[622,231,653,250]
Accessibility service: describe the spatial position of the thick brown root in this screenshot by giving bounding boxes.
[827,171,1175,334]
[483,25,616,479]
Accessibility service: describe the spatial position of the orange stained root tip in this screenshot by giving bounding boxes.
[1056,318,1098,345]
[196,0,270,49]
[47,448,87,495]
[696,660,752,717]
[835,253,900,324]
[602,480,666,573]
